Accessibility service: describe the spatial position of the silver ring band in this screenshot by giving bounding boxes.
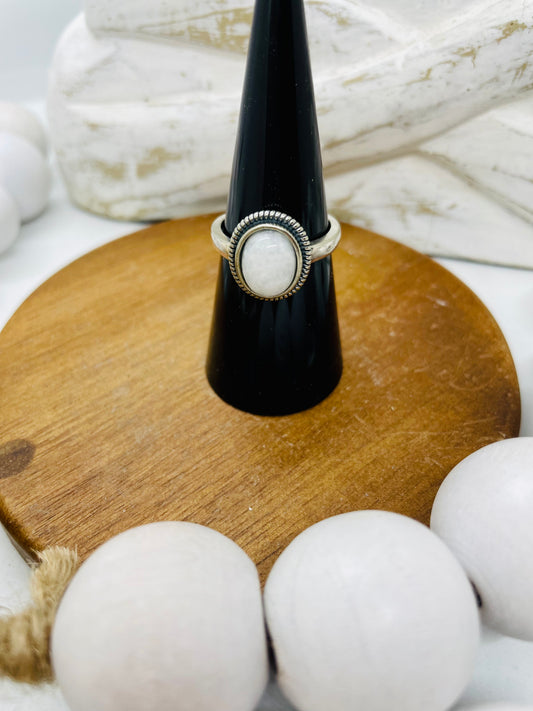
[211,211,341,301]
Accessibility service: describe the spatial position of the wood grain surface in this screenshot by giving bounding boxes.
[0,215,520,582]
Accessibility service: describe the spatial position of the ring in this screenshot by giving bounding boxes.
[211,211,341,300]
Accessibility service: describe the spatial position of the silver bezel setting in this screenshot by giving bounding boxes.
[211,211,341,301]
[229,211,312,301]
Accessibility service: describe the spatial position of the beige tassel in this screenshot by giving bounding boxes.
[0,547,78,683]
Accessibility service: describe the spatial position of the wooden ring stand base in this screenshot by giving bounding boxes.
[0,216,520,582]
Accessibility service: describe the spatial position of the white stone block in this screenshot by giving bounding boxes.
[48,0,533,266]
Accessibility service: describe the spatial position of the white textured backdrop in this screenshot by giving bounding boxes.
[47,0,533,267]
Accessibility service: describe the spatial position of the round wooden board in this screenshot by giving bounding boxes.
[0,215,520,582]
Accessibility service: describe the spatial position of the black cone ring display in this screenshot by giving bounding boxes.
[206,0,343,416]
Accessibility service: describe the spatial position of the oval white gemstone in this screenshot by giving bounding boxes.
[240,229,298,298]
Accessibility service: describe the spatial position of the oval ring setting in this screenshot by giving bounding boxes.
[211,211,340,301]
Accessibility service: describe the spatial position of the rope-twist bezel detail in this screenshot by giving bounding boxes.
[228,211,312,301]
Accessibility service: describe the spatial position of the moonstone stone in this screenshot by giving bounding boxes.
[240,229,297,298]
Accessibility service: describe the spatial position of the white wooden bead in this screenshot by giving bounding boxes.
[264,510,480,711]
[0,102,48,155]
[431,438,533,641]
[0,131,51,222]
[51,522,268,711]
[0,185,20,254]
